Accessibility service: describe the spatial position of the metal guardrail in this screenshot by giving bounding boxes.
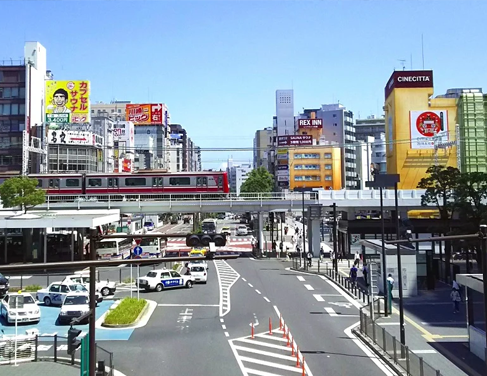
[0,334,35,364]
[318,189,426,201]
[359,306,443,376]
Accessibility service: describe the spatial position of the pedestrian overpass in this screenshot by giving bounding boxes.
[35,189,429,214]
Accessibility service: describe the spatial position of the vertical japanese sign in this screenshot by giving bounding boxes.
[45,81,91,125]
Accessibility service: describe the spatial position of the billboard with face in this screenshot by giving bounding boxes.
[45,80,90,125]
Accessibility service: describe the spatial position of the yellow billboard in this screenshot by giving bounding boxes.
[45,80,90,125]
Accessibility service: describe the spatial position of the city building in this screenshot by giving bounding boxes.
[226,159,252,194]
[296,104,357,189]
[91,101,130,121]
[253,127,273,170]
[384,70,458,189]
[0,41,47,174]
[355,136,374,189]
[168,124,201,172]
[275,90,294,136]
[454,89,486,173]
[287,146,342,191]
[371,133,387,174]
[355,116,385,142]
[113,121,135,173]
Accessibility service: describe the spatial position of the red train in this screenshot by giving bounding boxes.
[0,171,230,195]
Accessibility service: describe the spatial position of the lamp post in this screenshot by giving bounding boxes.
[302,190,306,268]
[330,203,338,274]
[366,174,400,318]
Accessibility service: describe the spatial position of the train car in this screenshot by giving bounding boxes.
[0,171,230,196]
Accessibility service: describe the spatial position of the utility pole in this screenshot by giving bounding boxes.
[89,228,98,376]
[332,203,338,274]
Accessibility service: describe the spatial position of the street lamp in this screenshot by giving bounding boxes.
[366,173,400,320]
[302,190,306,269]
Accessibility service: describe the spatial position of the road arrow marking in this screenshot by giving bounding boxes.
[329,302,353,309]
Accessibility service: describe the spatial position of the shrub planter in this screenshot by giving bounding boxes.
[102,298,148,328]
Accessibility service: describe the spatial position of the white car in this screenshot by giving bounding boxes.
[36,282,102,306]
[0,293,40,324]
[62,273,117,297]
[137,269,195,292]
[57,293,90,325]
[189,265,208,284]
[237,225,248,236]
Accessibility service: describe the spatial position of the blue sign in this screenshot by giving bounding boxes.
[133,246,143,256]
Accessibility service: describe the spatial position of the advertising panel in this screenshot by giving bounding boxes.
[410,110,449,149]
[385,70,433,99]
[113,121,135,146]
[48,130,103,148]
[45,81,90,125]
[121,158,132,172]
[277,165,289,171]
[277,135,313,146]
[126,103,164,125]
[298,119,323,129]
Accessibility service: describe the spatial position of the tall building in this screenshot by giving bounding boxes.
[355,136,374,190]
[384,70,458,189]
[275,90,294,136]
[297,104,357,189]
[451,89,486,173]
[168,124,201,172]
[0,41,47,174]
[227,159,252,194]
[91,101,130,121]
[371,133,387,174]
[355,116,385,142]
[253,127,273,170]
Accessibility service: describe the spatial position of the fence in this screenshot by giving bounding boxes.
[358,305,443,376]
[0,333,114,374]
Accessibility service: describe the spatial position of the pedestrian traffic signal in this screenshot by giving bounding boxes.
[67,327,82,355]
[186,233,226,247]
[269,212,274,222]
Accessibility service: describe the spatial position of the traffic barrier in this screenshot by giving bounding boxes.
[251,323,254,339]
[269,317,272,335]
[296,345,300,367]
[302,356,306,375]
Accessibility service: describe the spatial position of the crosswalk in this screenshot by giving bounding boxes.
[229,329,313,376]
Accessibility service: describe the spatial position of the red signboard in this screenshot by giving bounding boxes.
[298,119,323,129]
[125,104,164,125]
[277,135,313,146]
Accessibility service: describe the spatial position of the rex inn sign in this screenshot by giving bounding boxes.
[385,70,433,99]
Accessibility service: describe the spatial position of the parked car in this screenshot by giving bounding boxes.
[221,226,231,236]
[57,293,90,325]
[62,273,116,297]
[36,282,102,306]
[144,221,155,231]
[0,292,40,324]
[0,273,9,298]
[237,225,248,236]
[136,269,194,292]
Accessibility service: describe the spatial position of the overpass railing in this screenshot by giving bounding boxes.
[43,192,319,207]
[318,189,426,200]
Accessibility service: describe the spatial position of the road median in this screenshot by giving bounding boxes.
[102,297,148,328]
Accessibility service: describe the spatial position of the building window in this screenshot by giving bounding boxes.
[333,114,336,118]
[324,153,332,159]
[325,175,332,181]
[66,178,80,187]
[325,164,332,170]
[169,177,191,186]
[294,153,320,159]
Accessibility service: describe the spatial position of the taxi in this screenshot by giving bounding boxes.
[190,247,207,256]
[137,269,195,292]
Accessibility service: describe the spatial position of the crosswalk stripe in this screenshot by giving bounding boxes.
[239,356,303,373]
[233,345,297,361]
[246,368,285,376]
[236,338,293,351]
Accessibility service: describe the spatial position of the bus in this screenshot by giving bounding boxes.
[202,219,217,234]
[138,232,166,258]
[97,238,133,260]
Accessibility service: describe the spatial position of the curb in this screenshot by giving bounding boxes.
[351,328,405,376]
[101,299,149,328]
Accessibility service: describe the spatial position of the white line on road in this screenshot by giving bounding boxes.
[378,322,402,326]
[263,297,270,303]
[158,304,219,307]
[304,284,314,291]
[255,289,262,295]
[248,283,254,288]
[412,350,437,354]
[242,278,247,282]
[239,356,306,373]
[224,332,229,337]
[297,276,305,282]
[222,325,227,330]
[245,368,287,376]
[220,318,224,323]
[313,294,325,302]
[325,307,338,316]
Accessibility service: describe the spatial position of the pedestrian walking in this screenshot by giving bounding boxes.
[354,251,360,267]
[338,252,343,262]
[450,288,461,313]
[320,246,324,261]
[349,264,358,286]
[306,251,313,267]
[362,262,369,287]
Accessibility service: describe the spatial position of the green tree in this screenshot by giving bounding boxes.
[417,165,461,282]
[0,176,46,213]
[239,167,274,194]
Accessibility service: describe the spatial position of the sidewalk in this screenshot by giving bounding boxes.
[297,258,485,376]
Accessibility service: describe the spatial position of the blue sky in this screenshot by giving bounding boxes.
[1,0,486,169]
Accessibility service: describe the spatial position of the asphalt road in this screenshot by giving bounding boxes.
[99,257,394,376]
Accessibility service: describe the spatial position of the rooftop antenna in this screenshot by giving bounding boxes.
[398,59,406,71]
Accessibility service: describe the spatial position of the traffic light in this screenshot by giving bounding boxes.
[186,233,226,247]
[269,212,274,222]
[67,327,82,356]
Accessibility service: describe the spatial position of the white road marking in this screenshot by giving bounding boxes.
[325,307,338,316]
[246,367,290,376]
[412,350,437,354]
[233,345,297,361]
[237,338,292,351]
[297,276,305,282]
[344,322,395,376]
[225,332,229,337]
[158,304,219,307]
[255,289,262,294]
[242,278,247,282]
[215,260,240,317]
[248,283,254,288]
[313,294,325,302]
[220,318,224,323]
[6,275,32,280]
[263,297,270,303]
[239,356,305,373]
[304,284,314,291]
[329,302,353,309]
[222,325,227,330]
